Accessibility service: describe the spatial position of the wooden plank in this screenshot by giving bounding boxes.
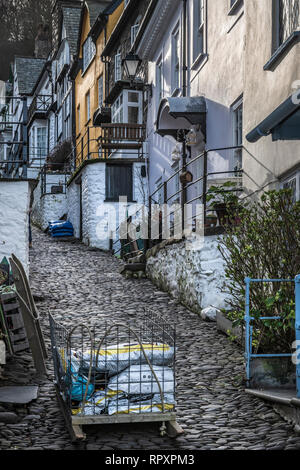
[11,254,47,359]
[54,385,86,442]
[2,302,19,312]
[166,420,184,438]
[9,258,47,376]
[72,425,86,442]
[72,412,177,426]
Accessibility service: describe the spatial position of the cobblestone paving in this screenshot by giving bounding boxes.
[1,227,300,450]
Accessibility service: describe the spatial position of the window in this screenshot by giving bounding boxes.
[86,91,90,123]
[276,0,300,47]
[115,48,122,82]
[57,108,63,139]
[156,59,163,106]
[82,36,96,73]
[193,0,205,62]
[282,171,300,202]
[106,164,133,201]
[111,90,142,124]
[77,105,80,134]
[131,20,140,47]
[171,28,180,92]
[36,127,47,160]
[155,177,164,204]
[232,98,243,172]
[229,0,244,14]
[98,75,104,107]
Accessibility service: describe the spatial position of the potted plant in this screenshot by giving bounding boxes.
[206,181,242,226]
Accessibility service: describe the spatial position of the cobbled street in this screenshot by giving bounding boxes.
[1,227,300,450]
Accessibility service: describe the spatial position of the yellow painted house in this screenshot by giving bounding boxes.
[74,0,124,167]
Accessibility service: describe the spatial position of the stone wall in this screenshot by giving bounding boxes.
[0,180,31,275]
[146,235,231,315]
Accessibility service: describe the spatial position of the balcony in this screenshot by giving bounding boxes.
[28,95,52,125]
[99,123,146,151]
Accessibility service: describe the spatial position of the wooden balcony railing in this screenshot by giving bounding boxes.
[100,123,146,150]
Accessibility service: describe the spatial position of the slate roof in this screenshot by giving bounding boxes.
[15,57,46,95]
[86,0,111,28]
[62,6,82,56]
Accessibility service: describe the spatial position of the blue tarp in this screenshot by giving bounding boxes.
[48,220,74,238]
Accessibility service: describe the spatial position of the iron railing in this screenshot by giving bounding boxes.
[110,146,244,259]
[40,162,71,196]
[74,124,147,170]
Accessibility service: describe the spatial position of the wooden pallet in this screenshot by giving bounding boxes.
[0,292,29,354]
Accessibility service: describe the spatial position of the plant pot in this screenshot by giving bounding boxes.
[214,203,241,226]
[205,215,218,228]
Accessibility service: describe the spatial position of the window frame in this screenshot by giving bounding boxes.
[105,163,133,202]
[171,25,181,94]
[281,170,300,203]
[228,0,244,16]
[98,75,104,108]
[86,91,91,123]
[192,0,207,66]
[114,48,122,83]
[231,97,243,173]
[82,36,96,74]
[111,89,143,124]
[156,56,163,108]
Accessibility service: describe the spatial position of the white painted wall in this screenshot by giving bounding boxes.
[0,180,31,275]
[67,161,148,250]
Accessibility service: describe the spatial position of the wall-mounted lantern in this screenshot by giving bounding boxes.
[122,53,142,81]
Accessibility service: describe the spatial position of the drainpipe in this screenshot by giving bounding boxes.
[181,0,188,233]
[182,0,188,98]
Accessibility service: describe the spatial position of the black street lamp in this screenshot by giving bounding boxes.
[122,53,142,81]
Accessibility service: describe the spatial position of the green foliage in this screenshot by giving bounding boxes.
[218,189,300,353]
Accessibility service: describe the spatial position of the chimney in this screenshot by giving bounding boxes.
[34,24,51,59]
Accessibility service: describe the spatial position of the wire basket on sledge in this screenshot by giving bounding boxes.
[49,310,183,441]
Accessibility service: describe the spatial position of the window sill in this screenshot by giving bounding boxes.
[228,0,243,15]
[104,199,136,203]
[191,53,208,71]
[171,87,181,97]
[264,31,300,71]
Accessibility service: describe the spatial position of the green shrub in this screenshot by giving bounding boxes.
[218,189,300,353]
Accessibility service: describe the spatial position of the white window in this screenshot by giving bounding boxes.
[82,36,96,73]
[36,127,47,161]
[131,18,141,46]
[98,75,104,107]
[86,91,90,122]
[171,28,180,92]
[111,90,142,124]
[282,171,300,203]
[57,108,63,139]
[156,58,163,106]
[155,177,164,204]
[193,0,205,63]
[232,98,243,172]
[115,48,122,82]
